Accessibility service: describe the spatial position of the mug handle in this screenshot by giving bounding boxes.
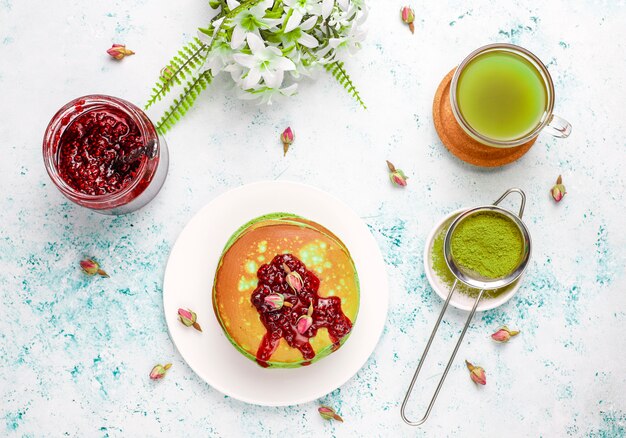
[544,114,572,138]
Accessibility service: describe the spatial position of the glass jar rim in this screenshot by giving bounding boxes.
[450,43,556,147]
[42,94,159,208]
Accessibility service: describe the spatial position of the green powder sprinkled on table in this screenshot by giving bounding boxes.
[431,221,510,298]
[450,211,523,279]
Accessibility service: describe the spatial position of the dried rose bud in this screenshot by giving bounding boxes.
[281,127,295,156]
[264,293,285,311]
[386,160,408,187]
[296,314,313,334]
[149,363,172,380]
[160,66,174,81]
[551,175,566,202]
[80,259,109,277]
[400,6,415,34]
[491,325,520,343]
[107,44,135,60]
[465,360,486,385]
[178,308,202,332]
[282,263,303,293]
[318,405,343,422]
[296,303,314,334]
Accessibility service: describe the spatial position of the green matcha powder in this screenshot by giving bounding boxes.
[431,211,523,298]
[450,211,523,278]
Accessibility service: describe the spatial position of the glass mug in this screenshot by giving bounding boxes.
[450,43,571,148]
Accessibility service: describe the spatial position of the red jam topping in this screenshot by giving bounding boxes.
[251,254,353,367]
[57,107,145,195]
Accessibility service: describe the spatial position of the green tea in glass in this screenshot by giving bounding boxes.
[450,44,571,147]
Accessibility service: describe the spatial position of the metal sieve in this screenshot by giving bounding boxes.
[401,188,532,426]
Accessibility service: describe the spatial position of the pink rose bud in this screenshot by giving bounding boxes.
[178,308,202,332]
[391,172,408,187]
[465,360,486,385]
[107,44,135,60]
[80,258,109,277]
[400,6,415,33]
[283,263,304,293]
[318,405,344,422]
[264,293,285,311]
[296,315,313,335]
[386,160,408,187]
[286,272,303,293]
[149,363,172,380]
[491,325,520,343]
[551,175,566,202]
[281,127,295,156]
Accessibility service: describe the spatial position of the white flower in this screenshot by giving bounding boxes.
[204,39,233,74]
[224,62,245,84]
[285,49,319,78]
[283,0,323,32]
[284,0,323,14]
[232,33,296,89]
[337,0,350,11]
[323,1,366,32]
[279,16,320,49]
[327,6,358,30]
[238,83,298,104]
[321,0,334,19]
[230,0,280,49]
[316,23,365,61]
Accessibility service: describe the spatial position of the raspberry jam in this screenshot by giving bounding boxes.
[250,254,353,367]
[43,95,169,214]
[57,107,145,196]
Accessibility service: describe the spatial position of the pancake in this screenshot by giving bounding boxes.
[213,213,359,368]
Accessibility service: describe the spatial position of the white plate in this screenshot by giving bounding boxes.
[163,181,389,406]
[423,209,523,312]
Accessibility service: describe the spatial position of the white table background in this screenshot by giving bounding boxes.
[1,0,625,436]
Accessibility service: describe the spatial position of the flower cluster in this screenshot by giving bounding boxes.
[199,0,367,103]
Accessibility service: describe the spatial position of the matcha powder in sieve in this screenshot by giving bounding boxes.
[450,211,524,279]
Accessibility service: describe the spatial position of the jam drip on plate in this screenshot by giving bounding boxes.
[57,107,145,195]
[250,254,353,367]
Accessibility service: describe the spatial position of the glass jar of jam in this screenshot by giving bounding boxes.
[43,95,169,214]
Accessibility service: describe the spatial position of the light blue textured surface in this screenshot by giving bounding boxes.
[1,0,625,436]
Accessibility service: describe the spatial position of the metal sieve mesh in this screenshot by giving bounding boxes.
[443,205,531,290]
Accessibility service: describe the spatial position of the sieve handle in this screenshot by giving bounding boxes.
[493,188,526,218]
[401,281,485,426]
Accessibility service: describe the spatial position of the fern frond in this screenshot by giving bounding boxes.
[147,0,265,132]
[145,37,208,110]
[155,70,213,134]
[145,0,265,111]
[324,61,367,110]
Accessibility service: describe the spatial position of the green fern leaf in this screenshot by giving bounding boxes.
[145,37,209,110]
[147,0,265,131]
[156,70,213,135]
[146,0,264,110]
[324,61,367,110]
